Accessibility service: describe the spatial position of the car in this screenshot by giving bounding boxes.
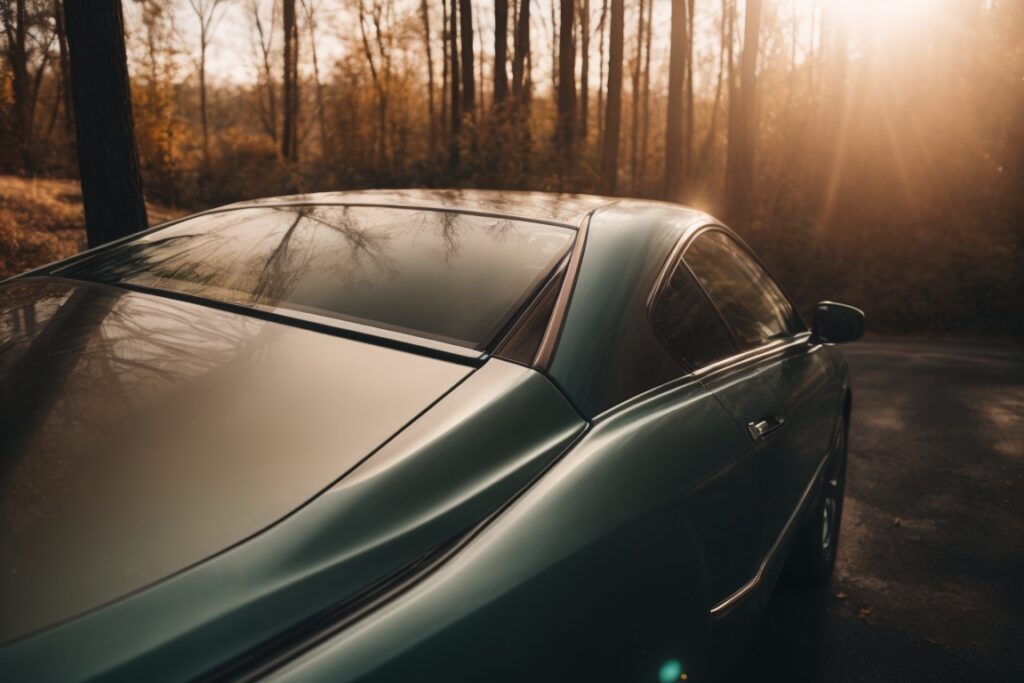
[0,190,863,682]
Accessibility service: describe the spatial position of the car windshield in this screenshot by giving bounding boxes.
[54,206,576,349]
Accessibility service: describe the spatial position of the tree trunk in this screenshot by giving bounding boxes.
[199,37,210,175]
[303,0,329,160]
[638,0,652,183]
[458,0,475,118]
[494,0,509,106]
[663,0,689,201]
[448,0,460,168]
[549,1,558,97]
[476,12,484,115]
[512,0,530,107]
[420,0,438,142]
[683,0,694,194]
[599,0,624,194]
[251,1,278,143]
[3,0,32,170]
[596,0,607,146]
[725,0,762,226]
[63,0,148,246]
[697,0,729,180]
[54,0,74,136]
[281,0,300,162]
[556,0,576,168]
[441,0,449,130]
[578,0,590,142]
[630,0,645,191]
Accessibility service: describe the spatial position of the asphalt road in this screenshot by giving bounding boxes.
[735,339,1024,681]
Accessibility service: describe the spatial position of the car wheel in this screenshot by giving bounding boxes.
[784,418,848,583]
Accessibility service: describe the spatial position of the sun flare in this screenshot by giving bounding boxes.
[821,0,937,28]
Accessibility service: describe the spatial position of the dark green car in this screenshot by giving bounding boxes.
[0,191,863,682]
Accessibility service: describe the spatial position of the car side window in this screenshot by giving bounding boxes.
[684,231,801,350]
[650,257,738,369]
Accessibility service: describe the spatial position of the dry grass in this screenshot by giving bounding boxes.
[0,175,183,279]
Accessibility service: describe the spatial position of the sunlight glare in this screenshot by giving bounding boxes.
[821,0,936,28]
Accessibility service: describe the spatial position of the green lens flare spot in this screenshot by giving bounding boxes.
[658,658,684,683]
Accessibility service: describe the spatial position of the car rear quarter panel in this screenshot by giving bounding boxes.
[0,360,584,682]
[273,377,755,683]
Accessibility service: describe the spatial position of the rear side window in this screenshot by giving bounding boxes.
[650,258,737,369]
[54,206,575,350]
[684,231,801,349]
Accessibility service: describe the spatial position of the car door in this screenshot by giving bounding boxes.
[682,229,830,558]
[647,249,770,608]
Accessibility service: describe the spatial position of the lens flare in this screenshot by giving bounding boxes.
[659,659,684,683]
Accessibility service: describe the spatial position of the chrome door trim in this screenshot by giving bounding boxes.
[709,451,829,617]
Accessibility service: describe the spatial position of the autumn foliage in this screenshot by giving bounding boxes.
[1,0,1022,334]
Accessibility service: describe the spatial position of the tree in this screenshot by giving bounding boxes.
[448,0,460,167]
[301,0,328,160]
[596,0,608,143]
[578,0,590,141]
[187,0,224,177]
[281,0,300,161]
[493,0,509,106]
[637,0,653,182]
[600,0,624,194]
[358,0,392,170]
[511,0,530,107]
[421,0,438,142]
[630,0,646,191]
[663,0,690,201]
[63,0,148,246]
[696,0,730,182]
[555,0,576,166]
[2,0,31,170]
[458,0,474,118]
[53,0,73,136]
[725,0,763,226]
[248,0,278,143]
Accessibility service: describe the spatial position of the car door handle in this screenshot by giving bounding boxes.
[747,414,786,442]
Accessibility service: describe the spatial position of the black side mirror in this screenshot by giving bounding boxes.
[812,301,864,344]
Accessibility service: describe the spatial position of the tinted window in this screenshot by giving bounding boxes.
[684,231,801,349]
[651,258,738,368]
[56,206,575,349]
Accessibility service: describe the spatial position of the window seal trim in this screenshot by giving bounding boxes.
[491,255,569,360]
[533,213,592,370]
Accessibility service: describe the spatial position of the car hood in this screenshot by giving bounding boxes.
[0,277,473,644]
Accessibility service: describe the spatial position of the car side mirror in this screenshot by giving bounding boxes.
[812,301,864,344]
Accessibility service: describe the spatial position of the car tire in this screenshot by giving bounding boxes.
[784,418,848,584]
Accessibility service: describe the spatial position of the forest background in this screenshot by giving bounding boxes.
[1,0,1022,335]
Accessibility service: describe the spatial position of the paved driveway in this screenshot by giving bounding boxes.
[737,339,1024,681]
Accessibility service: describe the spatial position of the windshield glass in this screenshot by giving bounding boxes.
[55,206,575,349]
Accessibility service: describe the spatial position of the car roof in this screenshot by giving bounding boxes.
[223,189,710,229]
